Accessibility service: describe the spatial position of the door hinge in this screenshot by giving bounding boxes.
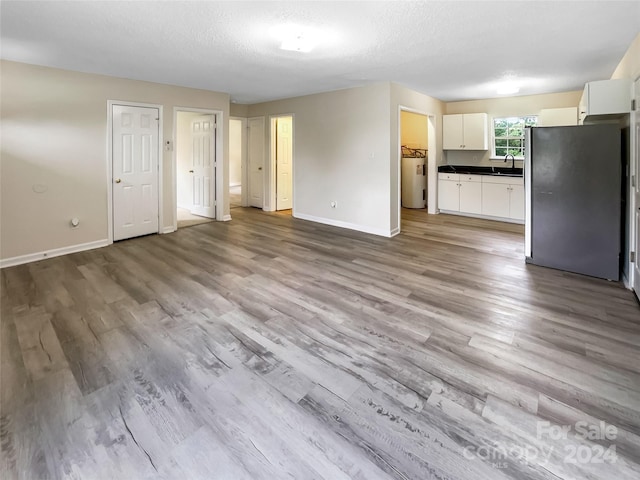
[631,251,636,263]
[633,175,636,188]
[632,99,636,111]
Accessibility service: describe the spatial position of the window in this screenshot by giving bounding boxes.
[493,116,537,158]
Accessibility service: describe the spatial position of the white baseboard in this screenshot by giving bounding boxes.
[294,212,392,237]
[438,210,525,225]
[162,226,176,234]
[622,271,630,289]
[0,239,110,269]
[221,214,232,221]
[390,227,400,237]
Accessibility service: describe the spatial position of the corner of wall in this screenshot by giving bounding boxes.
[611,32,640,81]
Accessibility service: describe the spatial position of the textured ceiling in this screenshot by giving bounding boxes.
[1,1,639,104]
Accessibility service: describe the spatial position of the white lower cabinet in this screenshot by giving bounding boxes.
[459,176,482,214]
[438,174,461,211]
[481,183,511,218]
[437,174,483,215]
[509,184,525,221]
[480,176,524,221]
[438,173,524,223]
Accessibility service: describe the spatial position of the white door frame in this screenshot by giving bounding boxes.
[630,76,639,296]
[230,116,248,207]
[107,100,164,243]
[267,114,295,213]
[396,106,438,234]
[172,107,224,230]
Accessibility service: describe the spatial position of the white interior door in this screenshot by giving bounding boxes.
[248,117,265,208]
[112,105,159,241]
[190,115,216,218]
[276,116,293,210]
[633,78,640,300]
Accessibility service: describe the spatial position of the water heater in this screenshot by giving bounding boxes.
[401,156,426,208]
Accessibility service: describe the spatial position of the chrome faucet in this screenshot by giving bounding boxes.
[504,154,516,169]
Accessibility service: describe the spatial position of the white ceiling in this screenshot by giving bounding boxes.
[1,1,639,104]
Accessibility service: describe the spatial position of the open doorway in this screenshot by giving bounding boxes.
[229,117,246,209]
[175,110,218,228]
[397,107,437,233]
[400,110,429,211]
[270,115,294,213]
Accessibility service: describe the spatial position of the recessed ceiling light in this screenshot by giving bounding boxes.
[271,24,320,53]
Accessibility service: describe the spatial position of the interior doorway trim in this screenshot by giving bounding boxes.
[396,106,437,235]
[230,116,248,207]
[268,114,295,213]
[107,100,164,243]
[172,107,224,230]
[629,74,640,295]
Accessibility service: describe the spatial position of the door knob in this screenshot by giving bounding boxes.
[189,170,194,173]
[115,178,122,183]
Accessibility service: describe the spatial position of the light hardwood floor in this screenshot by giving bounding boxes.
[229,185,242,208]
[176,208,214,229]
[2,207,640,479]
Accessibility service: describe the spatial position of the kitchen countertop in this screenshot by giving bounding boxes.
[438,165,523,177]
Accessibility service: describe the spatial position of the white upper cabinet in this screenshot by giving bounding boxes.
[443,113,488,150]
[579,79,632,124]
[442,115,464,150]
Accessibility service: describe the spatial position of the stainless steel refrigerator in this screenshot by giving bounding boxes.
[524,124,621,280]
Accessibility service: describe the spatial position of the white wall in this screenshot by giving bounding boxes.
[611,32,640,81]
[401,111,428,149]
[390,83,444,228]
[229,118,243,186]
[444,91,582,167]
[247,83,393,236]
[1,60,229,262]
[230,103,250,117]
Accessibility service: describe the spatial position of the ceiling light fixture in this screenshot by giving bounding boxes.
[271,24,320,53]
[496,81,520,95]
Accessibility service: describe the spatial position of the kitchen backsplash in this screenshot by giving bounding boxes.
[445,150,524,167]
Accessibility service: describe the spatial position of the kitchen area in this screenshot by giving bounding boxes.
[437,78,633,282]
